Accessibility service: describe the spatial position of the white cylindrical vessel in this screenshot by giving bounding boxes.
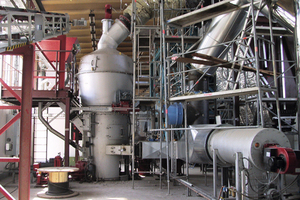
[93,113,129,180]
[208,128,291,169]
[186,126,291,170]
[77,24,132,179]
[78,48,132,106]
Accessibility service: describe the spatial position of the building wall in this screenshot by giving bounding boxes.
[0,109,10,179]
[33,107,77,164]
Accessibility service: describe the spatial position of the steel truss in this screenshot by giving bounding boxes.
[0,7,70,53]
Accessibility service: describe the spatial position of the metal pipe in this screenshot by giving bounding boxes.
[267,3,282,131]
[161,0,170,194]
[38,102,82,151]
[251,0,264,127]
[150,125,259,131]
[280,37,286,103]
[184,102,190,196]
[295,0,300,150]
[159,13,163,190]
[235,152,242,200]
[213,149,218,198]
[131,0,137,189]
[64,98,70,166]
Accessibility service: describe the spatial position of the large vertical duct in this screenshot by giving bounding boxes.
[77,6,132,179]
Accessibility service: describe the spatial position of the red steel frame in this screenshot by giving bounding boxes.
[0,36,73,199]
[59,35,66,90]
[0,45,34,200]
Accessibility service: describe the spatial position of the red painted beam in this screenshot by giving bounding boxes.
[0,185,15,200]
[0,106,21,109]
[64,98,70,166]
[0,157,20,162]
[0,78,21,102]
[58,35,66,90]
[18,45,34,200]
[0,112,21,136]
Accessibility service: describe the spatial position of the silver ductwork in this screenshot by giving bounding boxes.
[143,125,290,170]
[192,7,247,76]
[97,19,129,50]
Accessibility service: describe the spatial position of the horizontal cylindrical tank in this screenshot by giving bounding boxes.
[187,126,291,170]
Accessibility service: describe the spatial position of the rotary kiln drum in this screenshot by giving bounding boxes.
[77,47,132,180]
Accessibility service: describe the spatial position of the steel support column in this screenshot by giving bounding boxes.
[58,35,66,90]
[19,44,34,200]
[64,97,70,166]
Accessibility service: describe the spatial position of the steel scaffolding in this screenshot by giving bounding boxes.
[131,0,297,198]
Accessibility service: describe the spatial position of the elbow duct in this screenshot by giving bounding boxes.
[97,19,130,49]
[97,0,187,49]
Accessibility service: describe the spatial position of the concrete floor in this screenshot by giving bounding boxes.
[1,167,300,200]
[1,175,206,200]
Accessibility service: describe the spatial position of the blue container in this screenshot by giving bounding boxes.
[167,103,183,126]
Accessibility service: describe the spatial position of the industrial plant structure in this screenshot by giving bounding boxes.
[0,0,299,199]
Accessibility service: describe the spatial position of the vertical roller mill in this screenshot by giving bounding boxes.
[77,6,132,180]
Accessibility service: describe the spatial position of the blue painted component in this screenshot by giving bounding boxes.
[167,103,183,126]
